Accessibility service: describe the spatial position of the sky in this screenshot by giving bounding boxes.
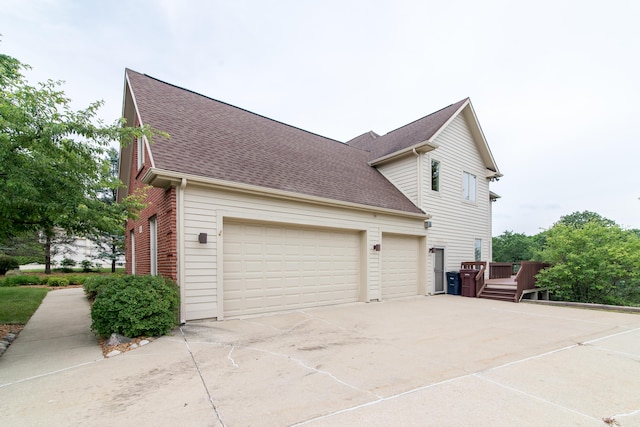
[1,0,639,236]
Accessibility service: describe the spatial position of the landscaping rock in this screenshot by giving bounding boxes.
[106,350,121,358]
[107,333,131,346]
[139,339,150,346]
[4,333,16,343]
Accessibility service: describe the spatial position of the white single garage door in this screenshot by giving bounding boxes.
[223,221,361,317]
[381,233,419,299]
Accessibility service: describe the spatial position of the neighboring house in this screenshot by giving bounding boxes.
[118,69,501,322]
[19,234,124,271]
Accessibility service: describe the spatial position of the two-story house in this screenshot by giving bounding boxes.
[118,69,501,322]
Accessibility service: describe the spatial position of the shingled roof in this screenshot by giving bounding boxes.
[124,70,424,215]
[347,99,468,160]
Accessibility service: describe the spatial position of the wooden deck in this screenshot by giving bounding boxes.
[478,262,550,302]
[485,276,516,286]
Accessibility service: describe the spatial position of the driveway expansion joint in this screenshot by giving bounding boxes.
[180,327,226,427]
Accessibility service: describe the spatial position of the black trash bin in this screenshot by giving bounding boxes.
[446,271,461,295]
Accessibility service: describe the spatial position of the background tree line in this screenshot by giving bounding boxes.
[493,211,640,306]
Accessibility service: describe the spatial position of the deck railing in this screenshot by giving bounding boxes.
[514,261,550,302]
[489,262,513,279]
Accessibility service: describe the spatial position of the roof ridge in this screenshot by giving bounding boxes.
[382,98,468,137]
[128,69,349,147]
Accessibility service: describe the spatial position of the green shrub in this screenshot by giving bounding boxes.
[81,260,93,273]
[66,274,87,286]
[47,277,69,287]
[0,255,20,275]
[83,275,115,300]
[60,258,76,273]
[90,275,179,338]
[0,274,42,287]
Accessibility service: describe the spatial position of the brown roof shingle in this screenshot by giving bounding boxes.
[347,99,468,159]
[126,70,424,215]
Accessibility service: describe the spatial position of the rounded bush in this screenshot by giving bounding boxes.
[0,255,19,275]
[90,275,179,338]
[47,277,69,287]
[83,275,116,300]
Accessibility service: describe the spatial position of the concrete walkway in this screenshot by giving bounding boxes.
[0,287,103,384]
[1,290,640,426]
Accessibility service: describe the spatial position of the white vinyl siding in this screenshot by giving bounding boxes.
[381,234,420,299]
[421,114,492,293]
[181,184,427,320]
[223,221,360,318]
[377,155,418,205]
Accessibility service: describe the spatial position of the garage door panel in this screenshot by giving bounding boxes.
[223,221,360,317]
[381,234,419,299]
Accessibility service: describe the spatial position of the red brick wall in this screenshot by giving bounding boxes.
[125,133,177,280]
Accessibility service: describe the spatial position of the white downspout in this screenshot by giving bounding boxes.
[413,148,422,208]
[178,178,187,324]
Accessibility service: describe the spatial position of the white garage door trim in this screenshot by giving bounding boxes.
[223,220,361,318]
[381,233,420,299]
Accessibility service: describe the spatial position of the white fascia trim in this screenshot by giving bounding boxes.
[142,168,430,220]
[368,141,439,166]
[428,98,470,142]
[124,72,155,169]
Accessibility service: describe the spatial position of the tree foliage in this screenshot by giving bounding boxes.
[556,210,616,229]
[534,214,640,305]
[494,211,640,306]
[0,52,162,273]
[492,231,534,262]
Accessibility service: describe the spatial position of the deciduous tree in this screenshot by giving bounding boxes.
[0,52,162,273]
[536,221,640,305]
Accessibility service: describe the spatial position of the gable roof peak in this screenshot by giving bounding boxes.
[361,98,469,159]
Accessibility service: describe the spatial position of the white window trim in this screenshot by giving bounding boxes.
[150,216,157,276]
[130,229,136,275]
[463,171,477,202]
[431,159,440,192]
[137,136,145,170]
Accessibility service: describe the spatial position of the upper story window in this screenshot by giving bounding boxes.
[136,137,145,170]
[463,171,476,201]
[431,159,440,192]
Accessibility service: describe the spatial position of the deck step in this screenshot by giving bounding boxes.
[479,287,516,302]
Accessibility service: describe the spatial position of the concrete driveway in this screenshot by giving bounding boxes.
[2,292,640,426]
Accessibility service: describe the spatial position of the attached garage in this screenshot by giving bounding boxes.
[381,233,420,299]
[223,220,362,318]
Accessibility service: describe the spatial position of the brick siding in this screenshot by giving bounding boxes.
[125,133,177,281]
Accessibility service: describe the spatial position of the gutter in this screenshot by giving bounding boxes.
[368,141,439,166]
[142,168,430,220]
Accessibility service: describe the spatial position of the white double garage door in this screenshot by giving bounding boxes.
[223,220,420,318]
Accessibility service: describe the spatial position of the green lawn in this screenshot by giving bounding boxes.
[0,287,49,324]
